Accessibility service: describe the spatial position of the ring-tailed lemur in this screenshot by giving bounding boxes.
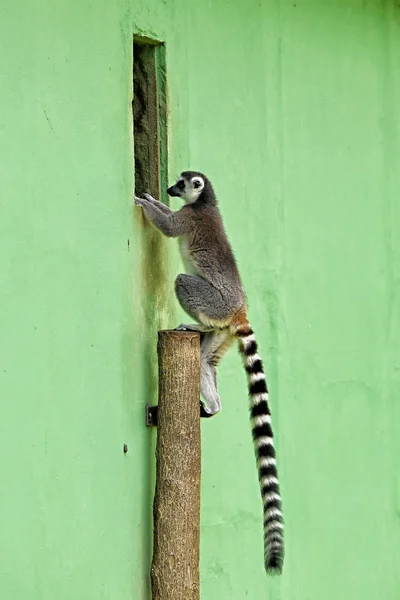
[135,171,284,574]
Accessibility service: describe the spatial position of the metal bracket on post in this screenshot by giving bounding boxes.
[146,402,213,426]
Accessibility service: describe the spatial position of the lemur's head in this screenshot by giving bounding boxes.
[167,171,213,204]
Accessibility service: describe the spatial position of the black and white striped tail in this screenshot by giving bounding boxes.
[236,324,284,574]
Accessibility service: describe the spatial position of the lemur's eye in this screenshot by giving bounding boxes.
[177,180,185,190]
[193,180,202,189]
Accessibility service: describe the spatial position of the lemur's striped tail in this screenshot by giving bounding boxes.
[235,322,284,575]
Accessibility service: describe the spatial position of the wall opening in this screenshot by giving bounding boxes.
[133,38,167,201]
[132,36,171,401]
[132,36,170,397]
[132,37,170,600]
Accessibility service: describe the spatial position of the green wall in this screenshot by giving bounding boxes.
[1,0,399,599]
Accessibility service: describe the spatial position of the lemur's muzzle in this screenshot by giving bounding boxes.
[167,186,180,197]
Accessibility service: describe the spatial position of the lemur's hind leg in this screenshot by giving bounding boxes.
[174,274,237,417]
[200,328,234,417]
[174,322,215,415]
[173,325,229,417]
[200,330,225,416]
[175,274,238,324]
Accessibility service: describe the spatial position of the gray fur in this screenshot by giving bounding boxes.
[134,172,245,411]
[135,172,246,324]
[175,274,241,324]
[135,172,284,575]
[199,328,231,415]
[134,195,188,238]
[174,323,229,415]
[175,323,214,333]
[142,193,171,215]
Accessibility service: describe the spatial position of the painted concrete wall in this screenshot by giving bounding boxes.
[1,0,399,599]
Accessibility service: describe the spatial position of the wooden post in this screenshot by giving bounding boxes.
[151,330,201,600]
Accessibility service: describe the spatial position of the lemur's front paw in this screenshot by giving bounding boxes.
[134,196,144,206]
[142,193,157,203]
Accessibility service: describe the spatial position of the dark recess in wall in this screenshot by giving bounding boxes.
[132,36,170,405]
[133,39,167,200]
[132,37,170,598]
